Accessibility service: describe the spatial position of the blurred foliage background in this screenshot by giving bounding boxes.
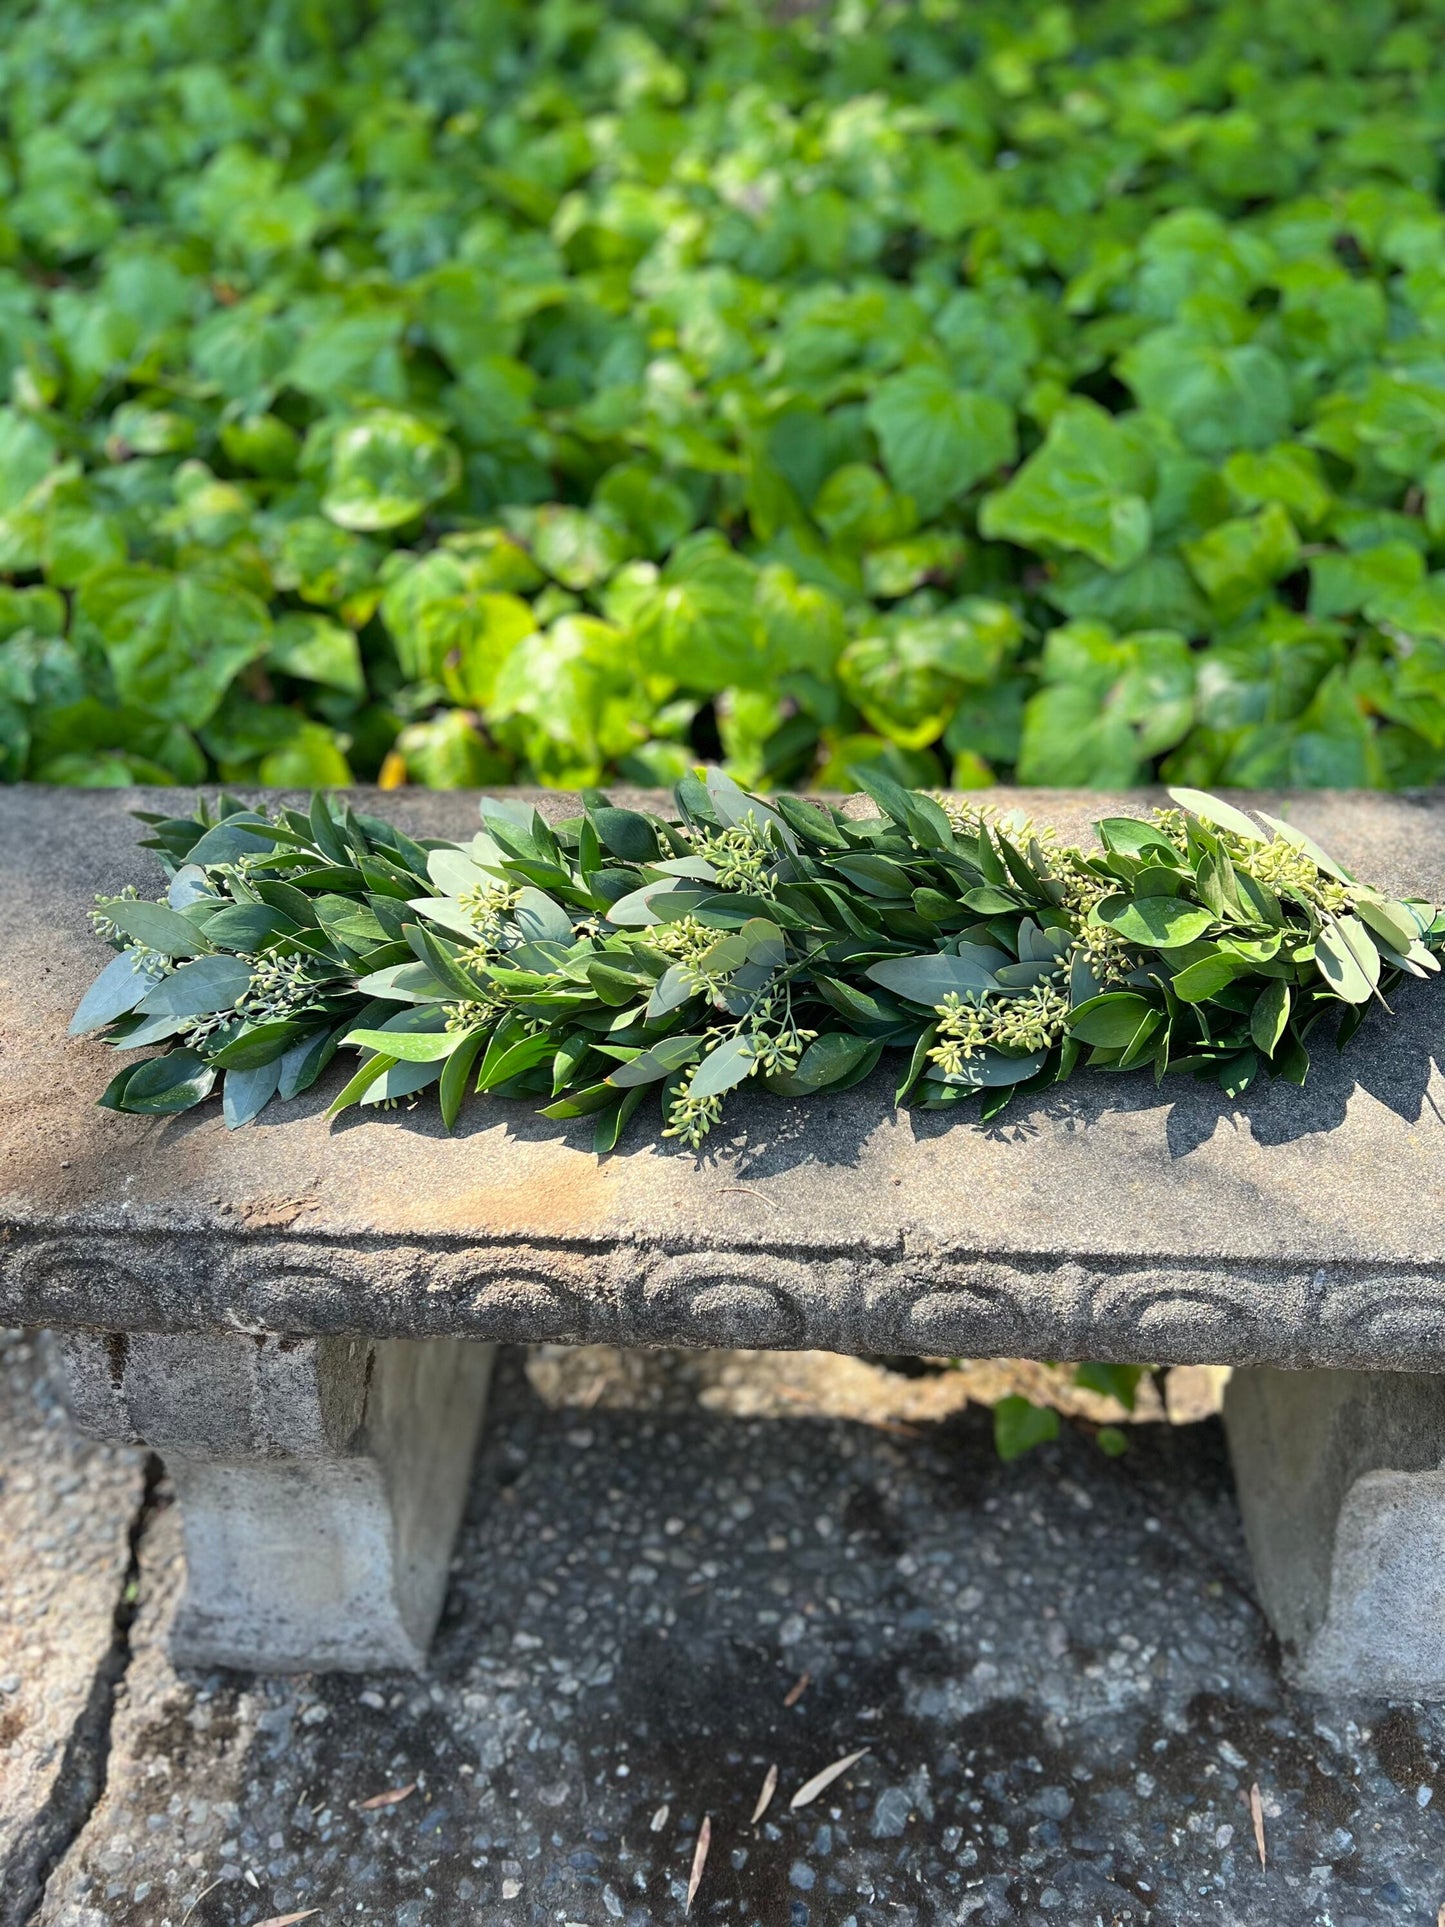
[5,0,1445,794]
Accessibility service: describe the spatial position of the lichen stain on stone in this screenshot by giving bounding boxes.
[427,1147,618,1238]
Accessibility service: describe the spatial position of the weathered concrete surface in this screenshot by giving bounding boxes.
[62,1330,496,1673]
[4,785,1445,1369]
[1226,1367,1445,1697]
[0,1331,146,1927]
[27,1345,1445,1927]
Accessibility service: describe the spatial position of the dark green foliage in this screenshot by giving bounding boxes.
[74,777,1445,1142]
[8,1,1445,793]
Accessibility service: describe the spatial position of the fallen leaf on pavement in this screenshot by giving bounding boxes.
[750,1763,779,1825]
[357,1783,417,1810]
[790,1747,870,1810]
[686,1814,711,1914]
[254,1913,320,1926]
[1249,1782,1266,1868]
[783,1671,811,1707]
[177,1877,224,1927]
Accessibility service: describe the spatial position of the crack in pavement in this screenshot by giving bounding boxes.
[2,1454,166,1927]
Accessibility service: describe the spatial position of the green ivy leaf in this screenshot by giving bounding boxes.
[77,566,273,731]
[993,1396,1060,1462]
[979,401,1153,571]
[322,410,462,531]
[867,367,1016,519]
[1073,1362,1144,1411]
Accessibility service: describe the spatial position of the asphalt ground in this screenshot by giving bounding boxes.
[4,1333,1445,1927]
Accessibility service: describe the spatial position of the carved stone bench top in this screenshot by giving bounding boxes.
[4,784,1444,1370]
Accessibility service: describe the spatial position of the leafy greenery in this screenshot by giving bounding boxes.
[74,776,1444,1145]
[9,0,1445,792]
[993,1394,1061,1462]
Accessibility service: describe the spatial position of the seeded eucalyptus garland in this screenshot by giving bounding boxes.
[71,773,1445,1148]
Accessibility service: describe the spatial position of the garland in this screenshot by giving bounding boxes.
[72,773,1444,1149]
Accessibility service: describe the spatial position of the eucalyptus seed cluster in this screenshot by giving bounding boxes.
[237,951,333,1024]
[938,796,1057,852]
[1147,807,1191,850]
[1052,851,1116,920]
[178,1009,237,1048]
[938,797,987,838]
[457,880,522,950]
[741,992,816,1075]
[122,943,170,985]
[1069,922,1134,984]
[443,993,503,1033]
[662,1088,724,1148]
[664,997,817,1146]
[687,813,779,897]
[1230,835,1351,913]
[88,886,142,942]
[647,915,720,966]
[929,982,1070,1077]
[1148,807,1351,915]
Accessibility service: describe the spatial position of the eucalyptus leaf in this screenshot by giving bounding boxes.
[167,865,218,909]
[1315,917,1380,1005]
[342,1026,463,1061]
[1250,980,1290,1056]
[590,807,659,863]
[514,887,574,945]
[96,898,214,958]
[1068,952,1103,1007]
[866,954,998,1003]
[110,1050,216,1116]
[360,1059,445,1103]
[136,954,252,1018]
[645,964,698,1021]
[1167,788,1267,844]
[1169,952,1244,1004]
[222,1059,282,1129]
[208,1020,307,1069]
[276,1028,337,1100]
[769,1031,879,1094]
[199,904,298,950]
[1096,895,1215,950]
[427,846,494,896]
[69,949,165,1034]
[687,1034,759,1098]
[609,1033,705,1086]
[606,880,705,927]
[1066,993,1156,1047]
[1354,897,1421,954]
[929,1047,1050,1088]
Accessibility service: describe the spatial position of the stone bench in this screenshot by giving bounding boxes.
[3,783,1445,1693]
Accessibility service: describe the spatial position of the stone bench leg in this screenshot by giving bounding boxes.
[1224,1366,1445,1697]
[58,1329,494,1674]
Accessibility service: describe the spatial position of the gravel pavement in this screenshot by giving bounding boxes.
[4,1337,1445,1927]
